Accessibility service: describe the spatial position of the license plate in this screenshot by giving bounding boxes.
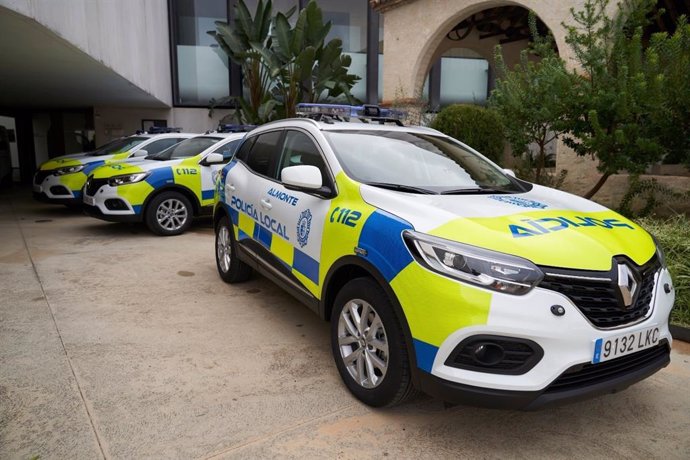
[32,184,41,193]
[83,196,95,206]
[592,325,660,363]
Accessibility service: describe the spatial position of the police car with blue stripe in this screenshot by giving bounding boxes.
[213,104,675,409]
[83,126,252,235]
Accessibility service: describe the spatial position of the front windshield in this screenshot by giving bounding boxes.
[87,137,148,156]
[323,130,523,194]
[149,137,221,161]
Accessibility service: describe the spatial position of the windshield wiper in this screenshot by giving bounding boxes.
[440,187,512,195]
[364,182,438,195]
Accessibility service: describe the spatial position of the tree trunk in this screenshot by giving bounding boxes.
[583,172,612,199]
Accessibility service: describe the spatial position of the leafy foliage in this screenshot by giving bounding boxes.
[430,104,505,163]
[618,175,690,217]
[648,16,690,166]
[561,0,666,198]
[489,14,575,184]
[209,0,359,123]
[637,215,690,327]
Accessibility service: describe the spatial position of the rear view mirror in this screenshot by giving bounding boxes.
[282,165,322,190]
[133,149,148,158]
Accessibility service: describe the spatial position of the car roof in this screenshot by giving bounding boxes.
[134,132,197,139]
[249,117,443,137]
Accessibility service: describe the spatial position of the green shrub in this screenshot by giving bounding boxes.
[430,104,505,164]
[637,215,690,327]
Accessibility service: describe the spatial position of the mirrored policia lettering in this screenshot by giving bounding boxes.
[510,216,635,238]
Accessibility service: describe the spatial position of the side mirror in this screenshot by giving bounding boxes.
[282,165,322,190]
[503,168,516,178]
[202,153,225,165]
[133,149,148,158]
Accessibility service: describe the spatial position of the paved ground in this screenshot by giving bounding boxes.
[1,187,689,460]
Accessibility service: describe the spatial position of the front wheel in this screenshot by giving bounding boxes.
[145,191,193,236]
[215,215,252,283]
[331,277,415,407]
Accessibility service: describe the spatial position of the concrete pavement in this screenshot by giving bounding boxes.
[1,187,689,459]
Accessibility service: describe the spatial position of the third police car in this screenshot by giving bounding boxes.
[212,104,675,409]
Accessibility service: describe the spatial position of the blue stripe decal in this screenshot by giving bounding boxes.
[226,204,239,226]
[255,225,273,249]
[145,167,174,187]
[132,205,142,214]
[357,210,414,282]
[82,160,106,175]
[72,190,83,199]
[238,229,250,241]
[413,339,439,373]
[293,248,319,285]
[593,338,603,364]
[202,189,214,200]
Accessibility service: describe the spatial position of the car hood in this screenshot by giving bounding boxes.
[89,156,195,178]
[360,183,655,271]
[39,152,131,171]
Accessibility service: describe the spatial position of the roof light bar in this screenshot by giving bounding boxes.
[136,127,183,135]
[216,124,257,133]
[296,103,404,120]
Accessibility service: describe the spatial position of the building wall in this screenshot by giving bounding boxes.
[1,0,172,106]
[94,107,235,143]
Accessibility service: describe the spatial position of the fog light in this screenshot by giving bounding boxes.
[473,342,505,366]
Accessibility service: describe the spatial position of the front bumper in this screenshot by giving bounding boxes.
[83,203,141,223]
[401,265,675,408]
[32,174,82,204]
[419,340,670,410]
[83,180,142,222]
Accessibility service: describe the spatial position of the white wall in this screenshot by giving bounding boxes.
[94,107,236,143]
[1,0,172,106]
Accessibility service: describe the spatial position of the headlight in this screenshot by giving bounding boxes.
[54,165,85,175]
[107,172,148,187]
[651,235,667,268]
[404,231,544,295]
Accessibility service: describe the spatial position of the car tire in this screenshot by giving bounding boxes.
[331,277,415,407]
[215,215,252,283]
[145,191,193,236]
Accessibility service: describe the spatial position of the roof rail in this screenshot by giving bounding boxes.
[136,126,183,135]
[296,103,405,126]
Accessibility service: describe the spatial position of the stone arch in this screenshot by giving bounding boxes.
[381,0,571,102]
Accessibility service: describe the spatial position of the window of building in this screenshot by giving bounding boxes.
[171,0,229,106]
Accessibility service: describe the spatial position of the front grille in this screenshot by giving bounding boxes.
[85,178,108,196]
[545,340,669,393]
[34,170,52,185]
[539,256,660,328]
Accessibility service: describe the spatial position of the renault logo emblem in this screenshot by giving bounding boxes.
[617,263,639,308]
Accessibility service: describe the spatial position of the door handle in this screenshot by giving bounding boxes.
[226,183,236,192]
[260,198,272,210]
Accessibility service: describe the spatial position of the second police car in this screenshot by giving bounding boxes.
[212,104,675,409]
[83,127,252,235]
[33,128,194,206]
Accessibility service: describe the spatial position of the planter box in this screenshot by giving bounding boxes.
[670,324,690,343]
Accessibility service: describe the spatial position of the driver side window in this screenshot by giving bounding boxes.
[279,131,327,183]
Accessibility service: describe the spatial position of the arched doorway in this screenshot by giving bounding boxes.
[422,5,554,110]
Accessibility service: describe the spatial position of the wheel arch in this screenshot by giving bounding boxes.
[321,256,419,380]
[142,185,201,217]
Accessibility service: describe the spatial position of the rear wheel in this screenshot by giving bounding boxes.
[215,215,252,283]
[145,191,193,236]
[331,277,415,407]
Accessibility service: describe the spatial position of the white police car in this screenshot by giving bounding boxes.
[83,128,251,235]
[33,128,194,206]
[213,104,675,409]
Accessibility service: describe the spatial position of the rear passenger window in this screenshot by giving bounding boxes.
[143,138,183,155]
[245,131,283,178]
